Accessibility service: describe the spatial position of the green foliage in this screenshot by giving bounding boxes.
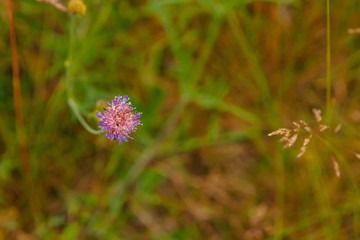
[2,0,360,239]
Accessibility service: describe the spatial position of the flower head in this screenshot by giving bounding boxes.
[96,95,142,145]
[67,0,87,16]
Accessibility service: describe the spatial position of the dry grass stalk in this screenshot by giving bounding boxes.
[36,0,67,12]
[8,0,40,223]
[348,28,360,34]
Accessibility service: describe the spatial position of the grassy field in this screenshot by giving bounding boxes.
[2,0,360,239]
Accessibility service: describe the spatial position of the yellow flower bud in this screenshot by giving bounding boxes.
[67,0,87,16]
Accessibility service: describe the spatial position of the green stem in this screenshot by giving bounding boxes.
[227,12,272,113]
[110,96,189,194]
[67,98,101,135]
[65,16,75,96]
[65,15,101,135]
[314,134,360,237]
[107,97,190,220]
[274,150,285,240]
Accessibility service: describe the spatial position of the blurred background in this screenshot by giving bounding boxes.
[2,0,360,239]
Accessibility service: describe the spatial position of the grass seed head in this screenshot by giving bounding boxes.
[268,128,289,136]
[299,120,308,126]
[279,135,289,143]
[312,108,322,122]
[303,138,310,146]
[296,138,310,158]
[304,126,312,132]
[319,124,329,132]
[293,122,300,132]
[284,134,298,149]
[334,124,342,133]
[296,147,306,158]
[332,159,341,177]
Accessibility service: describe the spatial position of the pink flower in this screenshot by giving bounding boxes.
[96,95,141,144]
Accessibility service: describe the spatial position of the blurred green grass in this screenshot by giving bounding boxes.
[2,0,360,239]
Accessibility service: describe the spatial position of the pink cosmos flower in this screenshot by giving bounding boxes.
[96,95,141,144]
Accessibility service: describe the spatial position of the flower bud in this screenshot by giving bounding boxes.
[67,0,87,16]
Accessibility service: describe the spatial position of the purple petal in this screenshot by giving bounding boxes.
[122,95,129,102]
[116,95,122,103]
